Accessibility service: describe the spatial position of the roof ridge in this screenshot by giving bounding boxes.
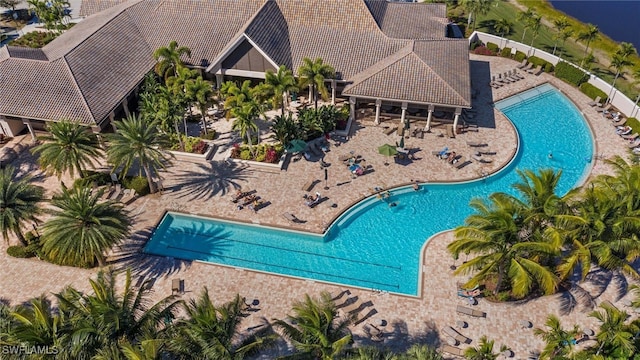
[61,57,95,124]
[345,41,414,89]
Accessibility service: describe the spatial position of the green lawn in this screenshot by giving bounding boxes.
[447,0,640,99]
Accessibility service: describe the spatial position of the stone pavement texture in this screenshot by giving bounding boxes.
[0,54,636,359]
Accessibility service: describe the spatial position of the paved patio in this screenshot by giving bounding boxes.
[0,54,636,358]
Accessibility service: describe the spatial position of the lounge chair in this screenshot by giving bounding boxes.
[466,141,487,147]
[512,69,525,79]
[522,62,534,72]
[121,189,137,204]
[456,305,486,318]
[611,118,627,127]
[302,180,316,191]
[441,344,465,356]
[340,297,365,314]
[478,148,496,155]
[283,212,300,223]
[446,125,455,138]
[109,184,122,200]
[456,158,473,169]
[596,104,612,113]
[383,127,396,136]
[516,59,528,69]
[628,139,640,149]
[505,71,518,82]
[171,279,184,295]
[368,324,385,342]
[527,65,541,74]
[442,326,471,344]
[588,96,602,107]
[434,147,449,158]
[622,133,639,140]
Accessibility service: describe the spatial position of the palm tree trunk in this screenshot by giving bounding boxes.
[143,163,157,194]
[246,131,254,157]
[521,29,527,43]
[15,231,28,247]
[200,105,208,135]
[495,262,506,295]
[174,122,184,151]
[75,159,84,178]
[96,255,106,267]
[314,86,319,110]
[281,98,286,116]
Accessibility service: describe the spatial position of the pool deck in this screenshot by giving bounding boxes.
[0,54,636,357]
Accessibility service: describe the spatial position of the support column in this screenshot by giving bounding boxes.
[374,99,381,125]
[400,102,408,128]
[121,99,130,117]
[331,79,336,105]
[453,107,462,134]
[21,119,36,142]
[109,112,117,131]
[215,73,223,89]
[425,105,434,132]
[349,97,356,122]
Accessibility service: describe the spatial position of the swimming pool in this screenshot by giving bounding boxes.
[144,84,594,296]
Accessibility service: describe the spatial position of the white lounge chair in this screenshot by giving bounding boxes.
[516,59,528,69]
[588,96,602,107]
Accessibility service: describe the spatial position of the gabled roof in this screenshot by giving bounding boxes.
[0,0,468,126]
[343,40,471,108]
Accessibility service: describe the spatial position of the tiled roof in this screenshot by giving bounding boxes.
[5,46,48,61]
[1,0,469,125]
[343,39,471,108]
[365,1,448,39]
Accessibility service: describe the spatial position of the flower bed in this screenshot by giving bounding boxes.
[228,143,286,170]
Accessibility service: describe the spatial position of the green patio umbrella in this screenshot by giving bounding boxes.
[398,137,405,149]
[286,139,307,153]
[378,143,398,165]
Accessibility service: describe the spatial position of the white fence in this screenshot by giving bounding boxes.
[469,31,640,118]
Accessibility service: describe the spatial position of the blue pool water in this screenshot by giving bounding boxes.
[144,84,594,296]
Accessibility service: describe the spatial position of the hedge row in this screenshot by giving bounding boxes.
[526,56,554,73]
[555,62,589,86]
[580,83,608,103]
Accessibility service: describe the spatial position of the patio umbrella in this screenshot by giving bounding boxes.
[398,137,404,149]
[286,139,307,153]
[378,143,397,165]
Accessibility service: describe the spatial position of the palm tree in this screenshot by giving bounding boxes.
[0,166,44,246]
[270,113,299,146]
[8,296,65,350]
[185,76,214,135]
[40,185,131,267]
[448,193,559,298]
[402,344,443,360]
[557,29,574,61]
[153,41,192,80]
[615,42,637,59]
[533,315,580,359]
[231,103,260,156]
[273,292,353,360]
[168,290,274,359]
[343,346,398,360]
[527,15,542,57]
[607,53,633,101]
[511,169,566,234]
[460,0,495,32]
[55,269,181,358]
[265,65,298,115]
[105,115,173,194]
[464,336,508,360]
[552,16,571,56]
[297,57,335,109]
[516,8,535,43]
[493,18,512,49]
[32,119,103,179]
[576,24,599,68]
[590,302,637,357]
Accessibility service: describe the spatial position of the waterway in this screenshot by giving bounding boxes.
[550,0,640,50]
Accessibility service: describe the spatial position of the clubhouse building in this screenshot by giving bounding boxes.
[0,0,471,138]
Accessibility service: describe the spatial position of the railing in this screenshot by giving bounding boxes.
[469,31,640,118]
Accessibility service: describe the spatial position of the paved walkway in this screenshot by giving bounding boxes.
[0,54,636,358]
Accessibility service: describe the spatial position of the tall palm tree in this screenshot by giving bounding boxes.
[461,0,495,32]
[533,315,580,359]
[40,185,131,267]
[448,193,559,298]
[493,18,512,49]
[607,53,633,101]
[464,336,508,360]
[185,76,214,135]
[511,169,566,234]
[270,113,299,146]
[32,119,103,179]
[552,16,571,56]
[153,41,192,80]
[402,344,443,360]
[516,8,535,43]
[273,292,353,360]
[615,42,637,59]
[557,29,573,61]
[0,166,44,246]
[576,24,599,68]
[297,57,335,109]
[265,65,298,116]
[527,15,542,57]
[168,290,274,359]
[590,302,637,357]
[55,269,181,358]
[105,115,172,194]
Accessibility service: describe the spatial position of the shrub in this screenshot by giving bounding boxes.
[514,51,527,62]
[255,154,266,162]
[9,31,58,48]
[74,171,112,188]
[500,47,512,57]
[192,140,208,155]
[240,149,252,160]
[7,246,33,258]
[123,176,150,196]
[555,61,589,86]
[627,117,640,135]
[486,42,499,53]
[230,143,241,158]
[580,83,608,103]
[544,62,554,73]
[265,147,279,163]
[469,40,482,51]
[496,291,511,302]
[199,130,216,140]
[473,46,495,56]
[526,56,554,73]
